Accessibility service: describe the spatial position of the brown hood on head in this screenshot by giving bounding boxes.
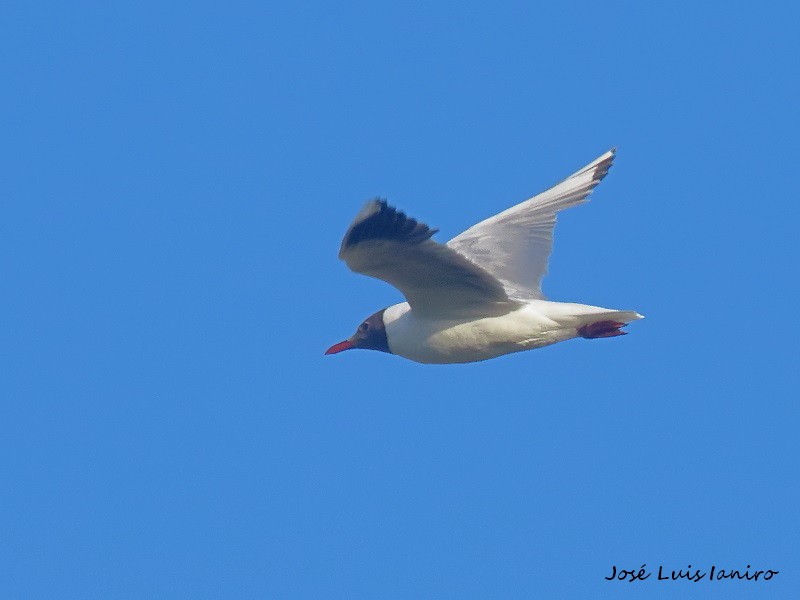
[325,308,391,355]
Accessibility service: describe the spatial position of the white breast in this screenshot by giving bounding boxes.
[382,302,574,364]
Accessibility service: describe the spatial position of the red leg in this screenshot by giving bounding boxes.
[577,321,628,339]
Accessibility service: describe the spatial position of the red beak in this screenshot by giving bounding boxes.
[324,340,355,355]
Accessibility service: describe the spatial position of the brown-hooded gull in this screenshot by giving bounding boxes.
[325,149,643,364]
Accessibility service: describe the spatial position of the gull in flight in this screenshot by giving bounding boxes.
[326,149,643,364]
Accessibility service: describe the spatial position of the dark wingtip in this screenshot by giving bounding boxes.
[340,199,437,252]
[592,149,616,182]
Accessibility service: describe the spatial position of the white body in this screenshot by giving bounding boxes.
[333,150,643,364]
[384,301,642,364]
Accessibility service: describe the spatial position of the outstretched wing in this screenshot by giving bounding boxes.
[447,149,616,300]
[339,200,514,316]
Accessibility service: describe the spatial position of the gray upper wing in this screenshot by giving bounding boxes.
[447,149,616,300]
[339,200,514,317]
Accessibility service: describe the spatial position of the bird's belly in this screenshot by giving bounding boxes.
[384,304,569,364]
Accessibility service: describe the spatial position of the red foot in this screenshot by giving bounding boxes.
[577,321,627,339]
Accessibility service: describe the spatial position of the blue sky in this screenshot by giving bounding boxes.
[2,1,798,598]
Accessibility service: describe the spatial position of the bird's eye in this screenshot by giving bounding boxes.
[359,322,370,332]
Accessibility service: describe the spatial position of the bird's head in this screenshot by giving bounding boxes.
[325,309,390,355]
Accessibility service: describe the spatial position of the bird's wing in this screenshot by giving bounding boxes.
[447,149,616,300]
[339,200,515,317]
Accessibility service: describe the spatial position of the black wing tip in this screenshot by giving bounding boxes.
[340,198,437,252]
[592,148,616,182]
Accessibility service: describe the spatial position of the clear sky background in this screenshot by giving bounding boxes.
[3,1,798,598]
